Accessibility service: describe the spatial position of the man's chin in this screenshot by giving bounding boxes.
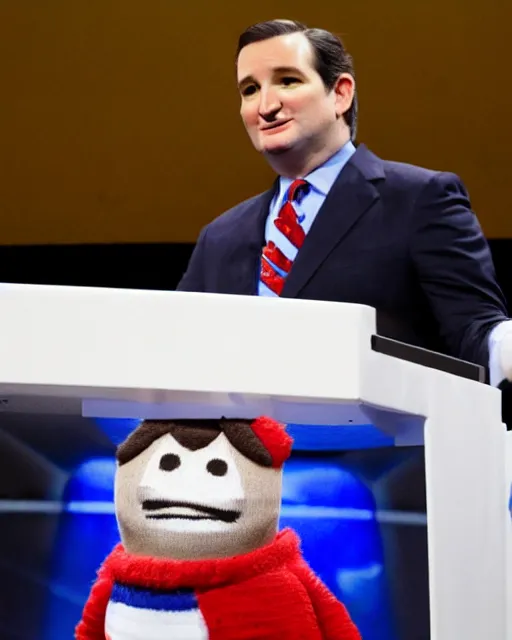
[261,141,294,156]
[255,131,295,156]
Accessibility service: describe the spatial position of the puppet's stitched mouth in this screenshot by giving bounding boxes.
[141,499,241,523]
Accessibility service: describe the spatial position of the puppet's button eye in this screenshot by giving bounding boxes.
[207,459,228,476]
[159,453,181,472]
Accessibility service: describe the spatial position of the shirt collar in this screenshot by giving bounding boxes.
[276,140,356,203]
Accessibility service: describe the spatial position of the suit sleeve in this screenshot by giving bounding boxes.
[176,226,208,292]
[292,560,361,640]
[75,564,114,640]
[410,171,508,367]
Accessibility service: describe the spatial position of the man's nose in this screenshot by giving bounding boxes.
[258,88,281,120]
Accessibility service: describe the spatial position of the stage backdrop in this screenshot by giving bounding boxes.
[1,1,511,245]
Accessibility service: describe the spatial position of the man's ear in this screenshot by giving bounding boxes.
[333,73,355,119]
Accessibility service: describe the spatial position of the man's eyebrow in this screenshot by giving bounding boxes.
[272,66,303,76]
[237,74,255,90]
[237,66,304,90]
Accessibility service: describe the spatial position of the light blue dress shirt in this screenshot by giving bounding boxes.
[257,141,512,385]
[489,321,512,385]
[258,141,356,297]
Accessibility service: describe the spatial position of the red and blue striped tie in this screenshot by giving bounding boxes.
[260,179,309,296]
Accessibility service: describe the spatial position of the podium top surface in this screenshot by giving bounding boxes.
[0,284,495,424]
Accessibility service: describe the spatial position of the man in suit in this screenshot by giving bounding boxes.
[177,18,512,387]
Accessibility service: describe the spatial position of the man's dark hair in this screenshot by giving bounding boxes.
[237,19,358,140]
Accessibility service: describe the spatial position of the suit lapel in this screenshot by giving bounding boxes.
[281,144,385,298]
[227,180,278,295]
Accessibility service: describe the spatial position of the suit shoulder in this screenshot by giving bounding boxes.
[383,156,466,191]
[354,146,463,195]
[381,158,445,188]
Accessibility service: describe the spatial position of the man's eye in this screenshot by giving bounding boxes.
[281,77,301,86]
[242,85,257,97]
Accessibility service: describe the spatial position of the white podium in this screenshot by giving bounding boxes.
[0,283,508,639]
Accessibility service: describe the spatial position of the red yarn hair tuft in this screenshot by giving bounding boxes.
[250,416,293,468]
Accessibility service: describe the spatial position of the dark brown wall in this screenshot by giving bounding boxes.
[1,1,511,244]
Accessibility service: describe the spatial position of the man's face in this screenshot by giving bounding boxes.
[237,32,349,159]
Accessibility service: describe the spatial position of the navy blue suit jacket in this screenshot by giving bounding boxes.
[177,144,508,369]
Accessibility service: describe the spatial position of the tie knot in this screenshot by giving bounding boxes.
[287,179,309,203]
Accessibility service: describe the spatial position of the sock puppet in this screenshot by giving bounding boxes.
[76,416,361,639]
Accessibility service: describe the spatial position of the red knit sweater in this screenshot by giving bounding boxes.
[76,528,361,640]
